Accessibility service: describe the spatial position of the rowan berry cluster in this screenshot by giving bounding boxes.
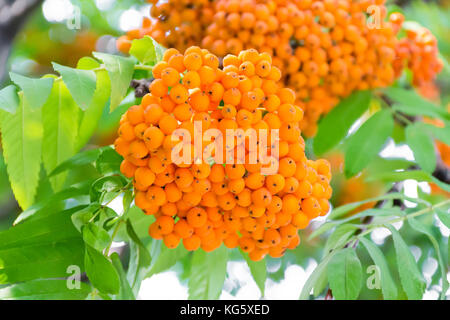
[117,0,442,137]
[394,23,443,97]
[114,47,332,260]
[117,0,214,54]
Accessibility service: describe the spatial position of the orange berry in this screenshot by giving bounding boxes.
[161,67,180,86]
[187,207,207,228]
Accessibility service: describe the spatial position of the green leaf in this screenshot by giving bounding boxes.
[82,223,111,252]
[95,146,123,175]
[436,208,450,228]
[0,209,85,285]
[77,56,100,70]
[0,280,91,300]
[408,217,449,299]
[129,36,157,64]
[385,87,450,120]
[344,110,393,177]
[84,245,120,294]
[0,209,82,250]
[14,181,91,224]
[387,225,425,300]
[360,237,398,300]
[313,91,372,155]
[423,123,450,146]
[299,253,333,299]
[327,248,362,300]
[0,239,84,284]
[9,72,53,110]
[92,52,135,112]
[240,250,266,296]
[329,193,409,220]
[153,41,166,61]
[111,253,135,300]
[0,85,19,114]
[71,204,101,232]
[324,224,358,254]
[0,100,43,209]
[42,80,79,191]
[90,175,126,203]
[188,246,228,299]
[368,170,450,193]
[366,156,414,175]
[126,220,151,296]
[49,147,104,177]
[75,70,111,151]
[147,240,189,277]
[308,222,336,240]
[405,123,436,173]
[392,103,449,121]
[52,62,97,111]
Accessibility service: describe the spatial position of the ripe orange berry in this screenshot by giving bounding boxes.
[187,207,208,228]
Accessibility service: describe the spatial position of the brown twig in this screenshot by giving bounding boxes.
[130,78,153,98]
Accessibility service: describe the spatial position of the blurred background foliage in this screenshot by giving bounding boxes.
[0,0,449,299]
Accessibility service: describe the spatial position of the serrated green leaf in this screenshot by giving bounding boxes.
[366,157,414,176]
[0,280,91,300]
[77,57,100,70]
[49,147,104,177]
[92,52,135,112]
[71,204,101,232]
[0,85,19,114]
[385,87,449,121]
[188,246,228,299]
[308,222,337,240]
[84,245,120,294]
[42,80,79,191]
[360,237,398,300]
[392,103,448,121]
[9,72,53,110]
[436,208,450,228]
[387,225,425,300]
[126,220,151,296]
[147,240,189,277]
[129,36,157,64]
[367,170,450,193]
[344,110,393,177]
[90,175,126,203]
[423,123,450,146]
[299,253,333,300]
[313,91,372,155]
[324,224,358,254]
[52,62,97,111]
[240,250,266,296]
[327,248,362,300]
[75,70,111,151]
[82,223,111,252]
[0,208,82,251]
[0,100,43,209]
[0,239,84,285]
[95,146,123,175]
[408,217,448,299]
[14,182,91,225]
[329,193,409,220]
[111,253,135,300]
[405,123,436,173]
